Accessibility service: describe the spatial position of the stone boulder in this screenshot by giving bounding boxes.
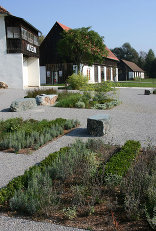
[144,90,150,95]
[0,82,8,89]
[87,114,111,136]
[10,98,37,112]
[36,94,58,106]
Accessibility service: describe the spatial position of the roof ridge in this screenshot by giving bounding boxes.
[0,5,11,15]
[56,21,71,31]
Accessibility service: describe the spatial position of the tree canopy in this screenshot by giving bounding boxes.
[145,49,155,76]
[111,43,139,63]
[57,27,108,70]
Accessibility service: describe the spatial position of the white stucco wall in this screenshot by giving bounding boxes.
[0,16,23,88]
[23,57,28,87]
[98,66,101,83]
[40,66,46,84]
[141,72,144,79]
[26,57,40,87]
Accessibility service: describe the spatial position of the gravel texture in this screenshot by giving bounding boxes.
[0,87,156,230]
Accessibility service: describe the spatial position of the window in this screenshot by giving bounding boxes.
[21,28,28,40]
[87,68,91,80]
[21,27,38,45]
[7,27,20,38]
[34,36,38,46]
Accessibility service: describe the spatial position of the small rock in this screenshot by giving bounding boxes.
[0,82,8,89]
[10,98,37,112]
[144,90,150,95]
[36,94,58,106]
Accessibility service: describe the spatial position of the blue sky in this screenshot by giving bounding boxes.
[1,0,156,55]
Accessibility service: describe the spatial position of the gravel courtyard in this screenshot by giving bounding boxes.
[0,87,155,230]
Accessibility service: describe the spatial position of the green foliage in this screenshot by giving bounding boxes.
[75,101,85,108]
[111,42,139,64]
[10,169,52,215]
[56,83,118,109]
[63,207,77,219]
[47,140,99,182]
[93,100,119,110]
[57,27,108,70]
[67,73,88,90]
[25,88,57,98]
[145,49,155,77]
[56,93,82,108]
[0,147,69,205]
[105,140,141,177]
[121,147,156,226]
[0,118,78,152]
[153,89,156,94]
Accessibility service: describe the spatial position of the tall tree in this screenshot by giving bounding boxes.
[150,58,156,78]
[111,42,139,63]
[57,27,108,71]
[137,51,147,70]
[145,49,155,77]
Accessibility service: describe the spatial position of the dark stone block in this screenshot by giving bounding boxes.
[144,90,151,95]
[87,114,111,136]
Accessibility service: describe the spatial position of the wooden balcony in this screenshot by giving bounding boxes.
[7,39,39,58]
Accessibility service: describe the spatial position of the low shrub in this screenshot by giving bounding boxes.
[105,140,141,177]
[153,89,156,94]
[0,147,69,205]
[56,93,82,108]
[0,118,79,152]
[10,169,52,215]
[75,101,85,108]
[67,73,88,90]
[25,88,57,98]
[121,147,156,228]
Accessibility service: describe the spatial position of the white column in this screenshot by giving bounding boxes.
[98,66,101,83]
[110,67,113,81]
[116,68,118,81]
[104,66,107,81]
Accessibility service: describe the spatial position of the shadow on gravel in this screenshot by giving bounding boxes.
[65,127,97,138]
[1,108,11,112]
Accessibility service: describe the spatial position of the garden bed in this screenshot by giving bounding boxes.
[0,118,79,154]
[25,81,120,110]
[0,139,154,230]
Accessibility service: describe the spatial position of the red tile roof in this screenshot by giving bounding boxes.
[105,47,119,61]
[0,6,11,15]
[57,21,71,31]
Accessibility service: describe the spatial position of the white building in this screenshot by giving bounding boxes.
[0,6,40,89]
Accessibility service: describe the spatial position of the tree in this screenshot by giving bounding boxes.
[111,43,139,63]
[57,27,108,72]
[150,58,156,78]
[137,51,147,70]
[145,49,155,77]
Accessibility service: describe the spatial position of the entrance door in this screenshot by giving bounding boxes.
[46,71,52,84]
[107,67,111,81]
[94,65,98,82]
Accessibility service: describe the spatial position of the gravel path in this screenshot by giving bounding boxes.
[0,87,155,230]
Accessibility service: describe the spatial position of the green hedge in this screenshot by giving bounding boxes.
[105,140,141,177]
[0,147,70,205]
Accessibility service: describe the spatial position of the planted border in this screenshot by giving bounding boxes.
[0,147,70,205]
[0,118,79,153]
[105,140,141,177]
